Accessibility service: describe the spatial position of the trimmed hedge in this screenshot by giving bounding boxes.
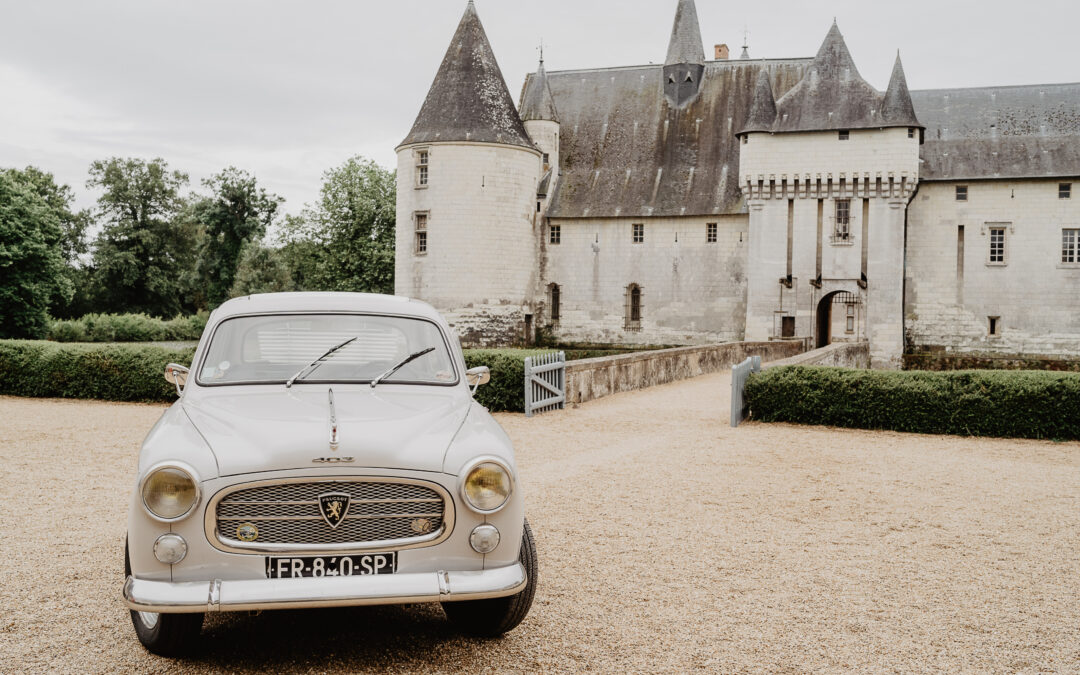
[745,366,1080,440]
[0,341,558,412]
[0,341,196,403]
[48,313,208,343]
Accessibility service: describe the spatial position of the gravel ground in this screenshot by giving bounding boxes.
[2,373,1079,673]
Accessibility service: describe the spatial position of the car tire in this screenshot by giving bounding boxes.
[125,538,203,657]
[442,518,538,637]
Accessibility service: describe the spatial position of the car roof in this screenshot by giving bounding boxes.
[210,293,444,324]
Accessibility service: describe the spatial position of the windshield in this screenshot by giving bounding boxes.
[196,314,457,387]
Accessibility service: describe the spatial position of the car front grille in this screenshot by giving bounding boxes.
[211,479,449,552]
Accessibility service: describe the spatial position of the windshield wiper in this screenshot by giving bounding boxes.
[285,337,359,389]
[370,347,436,389]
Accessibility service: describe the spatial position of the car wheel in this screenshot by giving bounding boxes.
[125,537,204,657]
[442,518,538,637]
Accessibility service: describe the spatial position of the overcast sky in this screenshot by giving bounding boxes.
[2,0,1078,216]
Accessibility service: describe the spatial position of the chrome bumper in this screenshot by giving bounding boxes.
[122,563,527,614]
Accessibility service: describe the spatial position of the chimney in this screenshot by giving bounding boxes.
[715,43,730,60]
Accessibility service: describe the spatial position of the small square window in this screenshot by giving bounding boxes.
[550,224,561,245]
[1062,229,1079,264]
[542,153,550,167]
[741,135,748,145]
[988,316,1000,336]
[706,223,717,243]
[632,223,644,244]
[908,128,916,139]
[838,130,850,141]
[1060,183,1072,199]
[956,185,968,201]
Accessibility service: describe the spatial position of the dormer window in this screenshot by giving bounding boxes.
[684,73,694,83]
[668,75,676,84]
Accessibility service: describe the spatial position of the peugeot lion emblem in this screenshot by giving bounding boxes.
[318,492,351,529]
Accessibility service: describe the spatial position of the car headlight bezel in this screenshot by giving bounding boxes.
[460,457,514,515]
[139,462,201,522]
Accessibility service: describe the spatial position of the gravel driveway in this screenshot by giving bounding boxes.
[2,372,1079,673]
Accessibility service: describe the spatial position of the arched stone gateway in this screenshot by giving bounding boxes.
[815,290,863,348]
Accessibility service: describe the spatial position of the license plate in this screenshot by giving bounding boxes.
[265,553,396,579]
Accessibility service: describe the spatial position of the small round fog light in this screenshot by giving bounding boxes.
[469,524,500,554]
[153,533,188,565]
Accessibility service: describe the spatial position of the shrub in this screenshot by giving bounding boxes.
[464,349,557,413]
[0,341,555,411]
[0,341,195,403]
[47,313,208,343]
[745,366,1080,440]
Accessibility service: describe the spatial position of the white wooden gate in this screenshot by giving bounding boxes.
[524,351,566,417]
[730,355,761,427]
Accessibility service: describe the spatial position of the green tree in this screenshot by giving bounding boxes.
[284,157,396,293]
[3,167,92,318]
[0,172,72,338]
[86,158,195,317]
[229,242,295,297]
[193,168,283,306]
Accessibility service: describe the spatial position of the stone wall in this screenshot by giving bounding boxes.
[564,340,805,405]
[905,180,1080,356]
[542,215,750,346]
[740,126,917,368]
[395,141,543,346]
[764,341,870,370]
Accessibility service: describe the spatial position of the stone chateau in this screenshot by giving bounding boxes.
[395,0,1080,368]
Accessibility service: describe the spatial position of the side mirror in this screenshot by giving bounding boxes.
[465,366,491,393]
[164,363,190,396]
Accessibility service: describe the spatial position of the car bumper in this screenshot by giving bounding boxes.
[122,563,527,614]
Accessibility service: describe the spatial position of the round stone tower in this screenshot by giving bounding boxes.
[395,0,542,346]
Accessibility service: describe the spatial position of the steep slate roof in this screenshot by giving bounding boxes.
[882,54,918,125]
[743,68,778,133]
[665,0,705,66]
[757,23,921,134]
[544,60,810,218]
[521,59,559,122]
[912,83,1080,180]
[399,1,533,150]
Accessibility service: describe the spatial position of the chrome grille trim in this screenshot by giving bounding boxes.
[204,477,455,555]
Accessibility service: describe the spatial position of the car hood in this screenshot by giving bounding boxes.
[182,385,471,476]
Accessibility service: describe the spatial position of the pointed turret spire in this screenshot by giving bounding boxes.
[665,0,705,66]
[814,20,860,79]
[882,52,921,127]
[399,1,533,149]
[741,69,778,133]
[521,57,559,123]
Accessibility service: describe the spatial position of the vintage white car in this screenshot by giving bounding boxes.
[123,293,536,656]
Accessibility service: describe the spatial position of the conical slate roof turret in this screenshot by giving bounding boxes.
[399,1,533,149]
[770,21,904,134]
[521,57,559,123]
[665,0,705,66]
[741,69,778,133]
[882,52,921,127]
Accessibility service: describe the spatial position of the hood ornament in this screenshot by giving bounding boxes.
[328,388,340,452]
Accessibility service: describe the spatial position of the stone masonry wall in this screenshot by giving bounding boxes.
[565,340,805,406]
[541,215,750,346]
[396,141,543,346]
[906,180,1080,356]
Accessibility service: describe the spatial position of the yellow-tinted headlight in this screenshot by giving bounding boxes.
[141,466,198,520]
[462,461,512,513]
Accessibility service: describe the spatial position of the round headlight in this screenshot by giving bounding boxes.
[462,461,512,513]
[141,465,199,521]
